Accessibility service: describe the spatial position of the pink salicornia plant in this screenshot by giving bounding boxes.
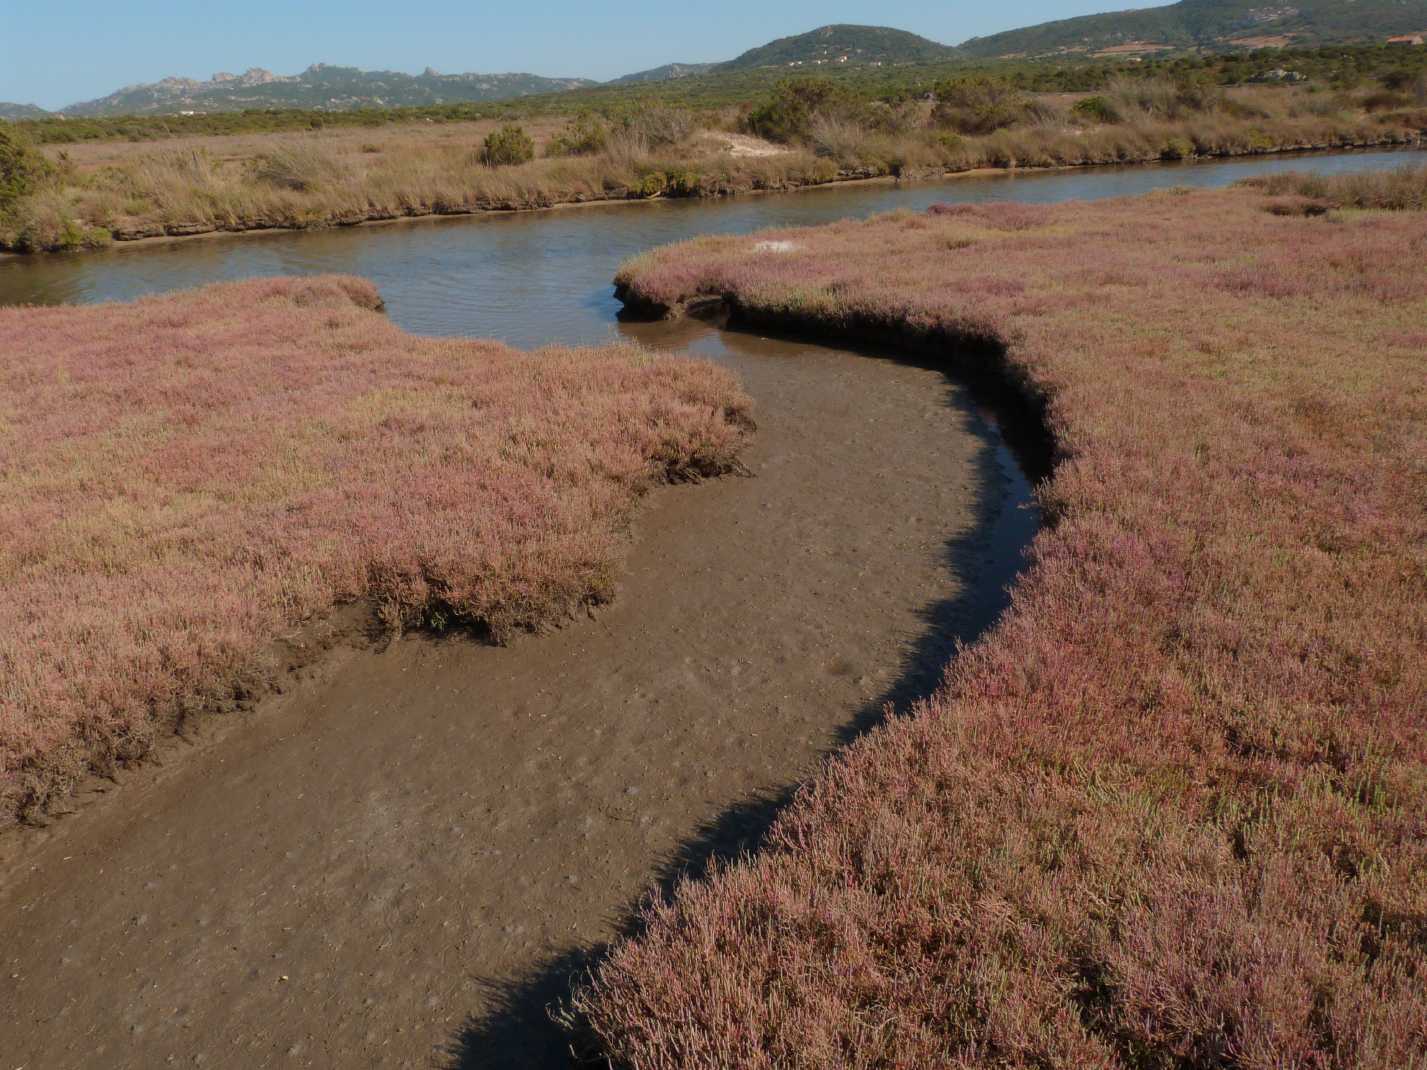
[578,185,1427,1069]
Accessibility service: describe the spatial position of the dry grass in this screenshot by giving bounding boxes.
[0,277,751,826]
[762,81,1424,177]
[1,123,833,250]
[36,117,575,173]
[1239,161,1427,210]
[577,186,1427,1067]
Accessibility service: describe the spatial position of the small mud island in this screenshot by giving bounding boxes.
[578,171,1427,1067]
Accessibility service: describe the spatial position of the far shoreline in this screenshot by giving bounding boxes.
[3,136,1422,263]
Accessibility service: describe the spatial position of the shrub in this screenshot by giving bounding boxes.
[1159,136,1195,160]
[633,171,667,198]
[747,79,865,144]
[1378,70,1419,93]
[933,77,1032,136]
[1361,89,1412,113]
[479,124,534,168]
[864,100,920,136]
[0,186,113,253]
[1109,76,1222,120]
[1072,96,1121,124]
[666,170,702,197]
[625,106,694,150]
[0,123,52,218]
[546,113,608,158]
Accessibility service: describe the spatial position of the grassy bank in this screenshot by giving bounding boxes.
[0,277,750,826]
[2,78,1423,254]
[576,174,1427,1066]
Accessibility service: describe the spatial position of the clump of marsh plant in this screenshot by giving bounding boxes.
[1239,163,1427,211]
[625,106,695,150]
[546,113,609,158]
[254,143,354,192]
[746,79,867,144]
[0,123,53,218]
[479,124,535,168]
[1072,95,1122,124]
[1107,75,1223,120]
[932,76,1032,135]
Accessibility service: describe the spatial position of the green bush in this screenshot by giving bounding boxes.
[479,124,535,168]
[1072,96,1121,124]
[932,77,1031,136]
[546,113,608,157]
[0,124,52,218]
[634,171,667,198]
[1159,136,1195,161]
[747,79,865,144]
[667,170,702,197]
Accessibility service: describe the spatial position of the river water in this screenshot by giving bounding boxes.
[0,147,1420,343]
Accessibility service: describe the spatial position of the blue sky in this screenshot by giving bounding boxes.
[2,2,1154,110]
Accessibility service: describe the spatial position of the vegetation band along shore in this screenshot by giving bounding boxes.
[0,277,751,825]
[2,65,1425,253]
[575,172,1427,1067]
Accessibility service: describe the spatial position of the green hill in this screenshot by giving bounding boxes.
[0,103,50,121]
[717,24,958,71]
[961,0,1427,58]
[609,62,718,86]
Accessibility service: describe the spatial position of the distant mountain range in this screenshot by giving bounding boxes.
[960,0,1427,58]
[6,4,1426,120]
[47,65,596,118]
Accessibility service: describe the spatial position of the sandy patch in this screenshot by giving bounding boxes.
[706,132,791,158]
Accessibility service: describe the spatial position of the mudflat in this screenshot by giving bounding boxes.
[0,323,1032,1068]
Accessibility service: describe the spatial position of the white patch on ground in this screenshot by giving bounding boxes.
[708,133,789,158]
[752,240,799,254]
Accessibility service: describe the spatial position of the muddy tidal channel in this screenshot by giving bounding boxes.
[0,312,1035,1068]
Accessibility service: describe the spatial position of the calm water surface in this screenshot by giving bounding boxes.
[0,147,1420,346]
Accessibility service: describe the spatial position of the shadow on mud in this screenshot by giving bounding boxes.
[445,323,1043,1070]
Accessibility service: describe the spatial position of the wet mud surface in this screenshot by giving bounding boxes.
[0,323,1036,1068]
